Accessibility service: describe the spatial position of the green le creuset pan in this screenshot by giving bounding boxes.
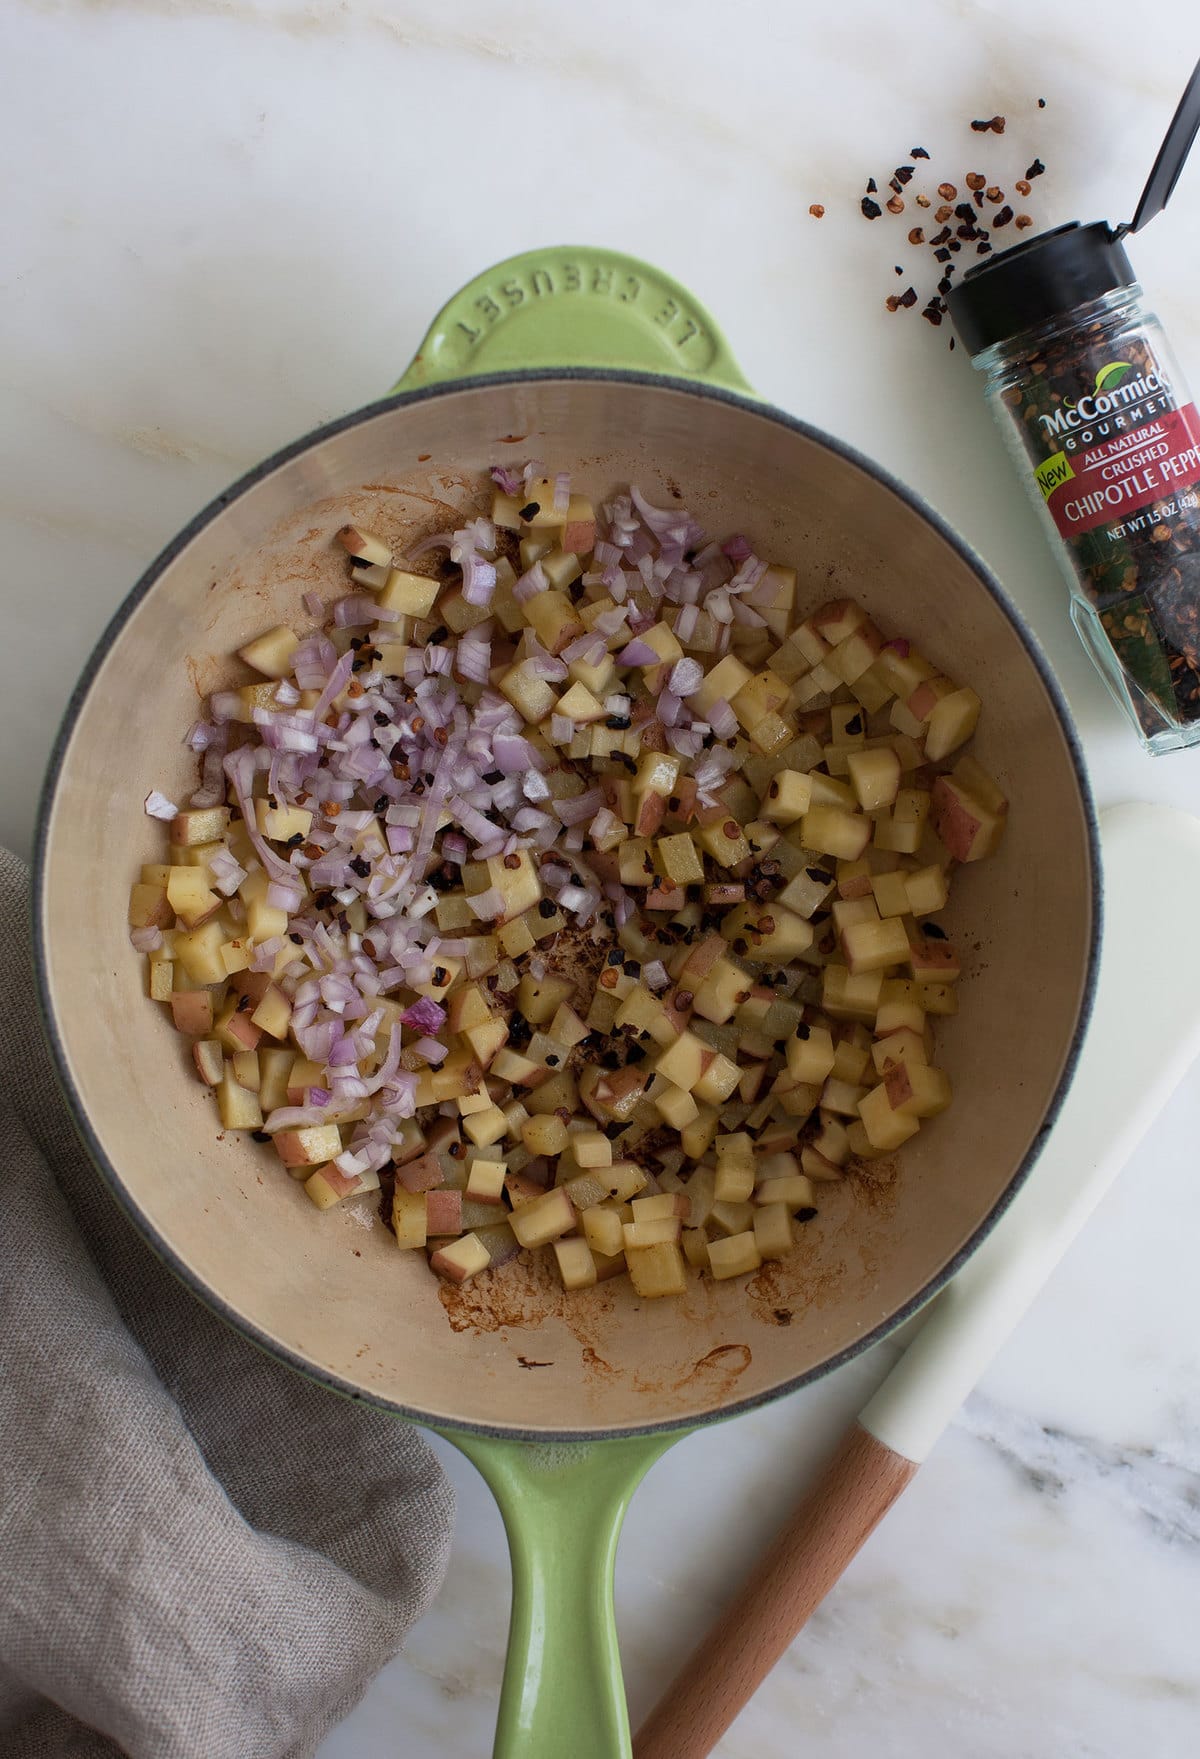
[35,247,1100,1757]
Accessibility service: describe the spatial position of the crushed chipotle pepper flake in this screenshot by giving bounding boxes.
[886,194,905,214]
[1015,214,1034,230]
[966,172,986,191]
[861,196,882,219]
[808,202,825,218]
[938,182,958,200]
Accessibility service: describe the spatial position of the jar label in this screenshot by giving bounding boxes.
[1040,401,1200,538]
[1002,333,1200,741]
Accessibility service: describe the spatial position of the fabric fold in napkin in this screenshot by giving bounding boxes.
[0,850,454,1759]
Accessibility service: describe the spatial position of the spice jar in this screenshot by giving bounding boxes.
[948,221,1200,754]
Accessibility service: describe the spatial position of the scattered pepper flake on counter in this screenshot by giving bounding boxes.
[855,102,1048,346]
[809,203,825,218]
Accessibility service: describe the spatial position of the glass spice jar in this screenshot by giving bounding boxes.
[948,222,1200,755]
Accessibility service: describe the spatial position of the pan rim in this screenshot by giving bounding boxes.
[32,367,1103,1442]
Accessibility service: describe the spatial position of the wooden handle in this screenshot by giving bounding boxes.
[632,1423,918,1759]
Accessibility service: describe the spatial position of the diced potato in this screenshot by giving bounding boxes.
[572,1128,613,1168]
[238,625,299,679]
[841,916,911,975]
[931,766,1007,862]
[754,1203,794,1259]
[755,1172,815,1208]
[499,659,557,724]
[822,964,884,1024]
[870,870,911,919]
[655,832,705,886]
[169,806,230,848]
[375,568,439,618]
[165,866,221,929]
[801,806,872,862]
[871,1027,929,1075]
[707,1232,762,1280]
[521,1113,569,1156]
[582,1206,625,1257]
[924,687,981,762]
[170,990,213,1036]
[174,921,229,985]
[623,1216,682,1250]
[858,1083,922,1151]
[694,1052,741,1106]
[761,770,813,825]
[508,1187,575,1249]
[192,1039,224,1086]
[515,970,573,1025]
[466,1156,508,1203]
[694,818,753,868]
[250,983,291,1040]
[653,1031,707,1092]
[216,1067,263,1131]
[905,865,949,917]
[429,1234,492,1284]
[273,1123,342,1167]
[720,903,813,963]
[847,747,901,812]
[626,1240,688,1298]
[463,1105,508,1149]
[389,1188,428,1249]
[884,1062,951,1117]
[554,1236,597,1290]
[786,1025,836,1085]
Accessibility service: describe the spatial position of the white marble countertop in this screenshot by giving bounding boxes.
[5,2,1200,1754]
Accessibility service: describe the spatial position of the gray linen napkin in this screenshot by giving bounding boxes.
[0,850,454,1759]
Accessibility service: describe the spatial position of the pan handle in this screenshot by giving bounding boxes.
[439,1427,679,1759]
[392,247,755,396]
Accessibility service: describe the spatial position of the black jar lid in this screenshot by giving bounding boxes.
[946,221,1137,357]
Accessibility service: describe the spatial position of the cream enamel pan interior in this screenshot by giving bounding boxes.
[36,371,1099,1439]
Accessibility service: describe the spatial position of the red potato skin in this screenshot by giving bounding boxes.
[315,1162,359,1198]
[812,599,866,644]
[645,882,686,911]
[428,1246,478,1285]
[661,990,694,1034]
[907,932,962,982]
[395,1150,444,1193]
[907,678,947,721]
[837,870,874,900]
[637,718,669,753]
[674,776,699,822]
[635,792,667,837]
[170,992,214,1035]
[679,933,728,985]
[425,1189,463,1235]
[225,1011,262,1052]
[931,775,1004,862]
[883,1060,916,1110]
[230,970,273,1004]
[274,1132,317,1168]
[504,1172,547,1207]
[191,1041,223,1085]
[562,518,596,557]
